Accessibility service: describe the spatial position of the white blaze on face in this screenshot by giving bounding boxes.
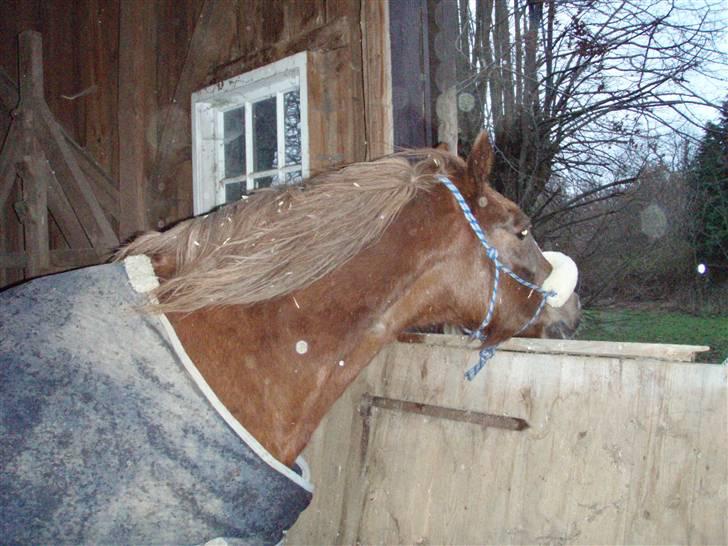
[541,251,578,308]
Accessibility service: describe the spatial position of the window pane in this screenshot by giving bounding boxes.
[254,175,276,189]
[224,107,245,178]
[285,170,302,184]
[225,181,245,203]
[284,90,301,166]
[253,97,277,171]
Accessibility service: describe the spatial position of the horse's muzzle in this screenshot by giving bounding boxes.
[545,319,578,339]
[544,293,581,339]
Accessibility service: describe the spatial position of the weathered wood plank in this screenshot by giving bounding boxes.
[237,0,284,54]
[37,106,118,248]
[18,31,43,101]
[306,14,366,172]
[55,120,119,223]
[325,0,356,21]
[49,247,109,268]
[18,151,50,276]
[0,122,21,208]
[0,252,27,269]
[155,0,206,107]
[0,181,23,286]
[0,66,18,111]
[398,332,711,362]
[214,15,351,86]
[42,152,92,249]
[361,0,393,160]
[283,0,326,41]
[118,0,156,237]
[0,204,8,284]
[151,0,238,227]
[76,0,119,180]
[2,67,119,225]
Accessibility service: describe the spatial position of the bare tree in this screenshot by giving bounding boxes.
[453,0,727,233]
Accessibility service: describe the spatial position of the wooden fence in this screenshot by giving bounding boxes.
[286,335,726,545]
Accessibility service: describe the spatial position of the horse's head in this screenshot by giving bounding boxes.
[445,132,580,345]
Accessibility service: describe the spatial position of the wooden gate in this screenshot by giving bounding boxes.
[287,335,726,545]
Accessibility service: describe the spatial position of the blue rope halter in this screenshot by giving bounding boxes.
[437,175,557,381]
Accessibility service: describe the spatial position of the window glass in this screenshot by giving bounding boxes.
[253,97,278,171]
[254,175,276,189]
[284,90,301,166]
[191,53,308,214]
[223,107,245,178]
[285,170,303,184]
[225,181,244,203]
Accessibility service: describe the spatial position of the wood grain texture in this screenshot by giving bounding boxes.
[287,340,726,545]
[399,332,711,362]
[361,0,393,160]
[118,0,157,237]
[0,0,391,283]
[151,0,239,227]
[18,146,49,276]
[37,108,118,248]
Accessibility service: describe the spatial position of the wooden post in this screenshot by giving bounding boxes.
[17,105,50,276]
[18,154,50,276]
[15,32,51,276]
[361,0,394,160]
[18,31,44,101]
[118,1,156,238]
[21,30,117,250]
[0,30,119,286]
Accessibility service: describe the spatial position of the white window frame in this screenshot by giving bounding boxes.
[191,52,309,215]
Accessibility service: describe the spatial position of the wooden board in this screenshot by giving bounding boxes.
[361,0,394,160]
[286,340,727,545]
[117,0,157,237]
[399,332,711,362]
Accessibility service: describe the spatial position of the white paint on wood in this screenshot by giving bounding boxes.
[191,52,309,215]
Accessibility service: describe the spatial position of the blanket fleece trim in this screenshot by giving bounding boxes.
[124,255,313,493]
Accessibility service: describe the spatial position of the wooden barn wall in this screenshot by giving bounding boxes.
[0,1,121,184]
[286,339,727,545]
[0,0,120,284]
[1,0,390,284]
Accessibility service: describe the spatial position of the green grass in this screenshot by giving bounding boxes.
[577,308,728,364]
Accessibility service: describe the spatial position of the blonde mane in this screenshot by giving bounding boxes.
[116,152,457,313]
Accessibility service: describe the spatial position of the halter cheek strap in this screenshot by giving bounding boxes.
[437,175,556,381]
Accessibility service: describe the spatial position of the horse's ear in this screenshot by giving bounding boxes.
[467,132,494,201]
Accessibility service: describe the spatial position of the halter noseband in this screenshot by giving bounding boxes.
[437,175,557,381]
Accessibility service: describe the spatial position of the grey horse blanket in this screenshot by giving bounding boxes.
[0,258,313,545]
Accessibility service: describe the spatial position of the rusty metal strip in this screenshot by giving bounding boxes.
[362,393,529,431]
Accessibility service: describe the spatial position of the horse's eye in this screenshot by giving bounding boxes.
[517,228,529,240]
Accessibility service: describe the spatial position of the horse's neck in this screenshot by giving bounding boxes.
[165,196,473,467]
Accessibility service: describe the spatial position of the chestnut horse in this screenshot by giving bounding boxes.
[120,131,579,466]
[0,132,579,544]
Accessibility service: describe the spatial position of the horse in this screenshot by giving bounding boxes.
[0,132,580,544]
